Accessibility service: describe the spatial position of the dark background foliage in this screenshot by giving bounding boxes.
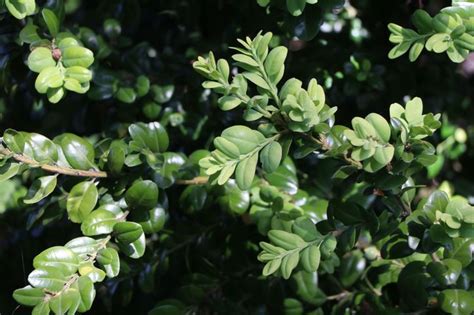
[1,0,473,314]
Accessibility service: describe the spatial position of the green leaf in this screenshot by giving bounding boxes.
[287,0,306,16]
[49,286,80,314]
[24,175,57,204]
[47,87,65,103]
[235,152,258,190]
[65,66,92,83]
[64,78,89,94]
[218,95,241,111]
[243,72,271,90]
[23,133,58,163]
[263,257,282,276]
[151,85,175,103]
[366,113,391,142]
[5,0,36,19]
[56,133,96,170]
[427,258,462,286]
[268,230,306,250]
[65,237,99,260]
[221,125,262,154]
[446,238,474,267]
[264,46,288,84]
[32,302,50,315]
[0,162,20,182]
[281,251,300,279]
[409,39,425,62]
[114,221,143,243]
[77,276,95,313]
[129,122,169,153]
[42,9,60,36]
[35,67,63,94]
[135,75,151,97]
[405,97,423,125]
[19,21,40,44]
[13,286,45,306]
[232,53,259,67]
[439,289,474,315]
[62,46,94,68]
[107,140,127,175]
[81,210,118,236]
[339,250,366,288]
[33,246,80,275]
[114,222,146,258]
[292,271,326,306]
[3,129,26,153]
[214,137,241,158]
[300,244,321,272]
[28,48,56,73]
[125,180,159,210]
[116,87,136,103]
[97,248,120,278]
[388,42,411,59]
[260,141,282,173]
[28,267,68,292]
[67,181,99,223]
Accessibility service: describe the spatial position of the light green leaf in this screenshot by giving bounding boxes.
[281,251,299,279]
[33,246,79,275]
[243,72,271,90]
[77,276,95,313]
[62,46,94,68]
[81,210,118,236]
[268,230,306,250]
[218,95,241,111]
[235,152,258,190]
[300,244,321,273]
[28,48,56,73]
[13,286,45,306]
[264,46,288,84]
[35,66,63,94]
[97,248,120,278]
[65,237,99,260]
[366,113,391,142]
[5,0,36,19]
[260,141,282,174]
[221,125,262,154]
[28,267,68,292]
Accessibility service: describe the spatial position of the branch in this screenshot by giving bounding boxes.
[327,291,352,301]
[175,176,209,185]
[0,147,108,178]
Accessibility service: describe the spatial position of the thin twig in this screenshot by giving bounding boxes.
[327,291,352,301]
[0,147,107,178]
[175,176,209,185]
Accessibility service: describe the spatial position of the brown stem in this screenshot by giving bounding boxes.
[0,147,107,178]
[327,291,352,301]
[175,176,209,185]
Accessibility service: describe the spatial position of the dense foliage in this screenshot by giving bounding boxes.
[1,0,474,314]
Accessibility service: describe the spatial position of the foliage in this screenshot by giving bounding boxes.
[1,0,474,314]
[388,0,474,62]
